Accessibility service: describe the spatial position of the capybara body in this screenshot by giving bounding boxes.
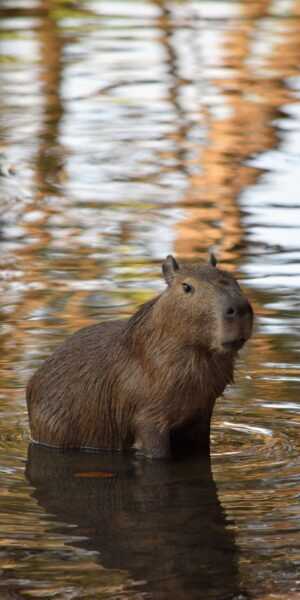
[26,255,253,458]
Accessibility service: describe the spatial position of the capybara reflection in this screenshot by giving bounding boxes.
[26,255,253,457]
[26,446,244,600]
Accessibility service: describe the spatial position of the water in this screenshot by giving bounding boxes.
[0,0,300,598]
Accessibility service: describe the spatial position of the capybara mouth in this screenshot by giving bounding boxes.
[222,338,246,352]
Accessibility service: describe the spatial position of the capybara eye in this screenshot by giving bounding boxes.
[182,283,193,294]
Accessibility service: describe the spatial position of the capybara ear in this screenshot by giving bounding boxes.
[208,252,217,267]
[162,255,180,286]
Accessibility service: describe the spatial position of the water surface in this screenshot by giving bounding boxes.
[0,0,300,598]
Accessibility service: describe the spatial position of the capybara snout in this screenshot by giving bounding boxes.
[218,285,253,352]
[26,254,253,459]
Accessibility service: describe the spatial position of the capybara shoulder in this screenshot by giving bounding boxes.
[26,254,253,458]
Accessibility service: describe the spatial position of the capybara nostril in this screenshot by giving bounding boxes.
[225,306,237,318]
[224,298,253,320]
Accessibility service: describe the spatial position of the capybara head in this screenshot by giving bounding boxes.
[158,254,253,353]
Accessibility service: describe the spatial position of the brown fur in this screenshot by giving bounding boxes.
[26,256,253,458]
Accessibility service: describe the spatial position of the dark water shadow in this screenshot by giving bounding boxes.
[26,444,248,600]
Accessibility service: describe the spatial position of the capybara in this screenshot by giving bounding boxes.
[26,254,253,458]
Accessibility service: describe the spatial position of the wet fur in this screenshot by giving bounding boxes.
[27,257,252,458]
[27,296,234,455]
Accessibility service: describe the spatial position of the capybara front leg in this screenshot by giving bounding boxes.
[171,417,211,457]
[187,420,211,452]
[134,424,171,459]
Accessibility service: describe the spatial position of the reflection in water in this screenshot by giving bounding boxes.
[175,0,295,261]
[0,0,300,598]
[26,445,243,600]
